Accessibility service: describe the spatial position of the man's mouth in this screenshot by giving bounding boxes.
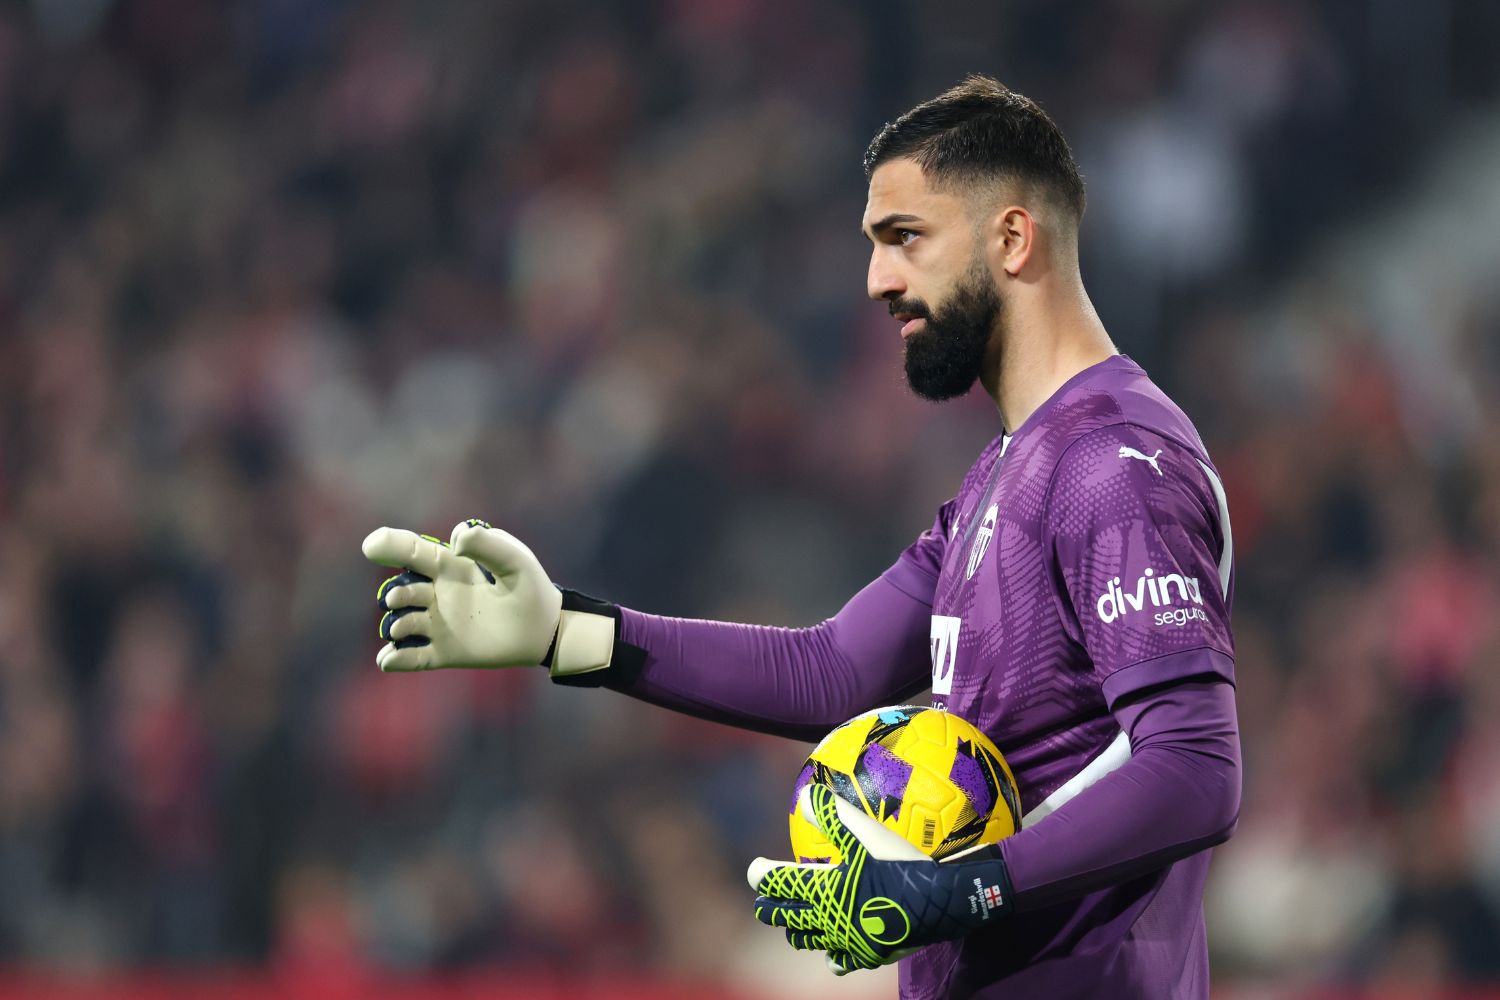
[893,311,926,339]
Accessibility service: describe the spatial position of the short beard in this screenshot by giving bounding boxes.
[897,260,1001,402]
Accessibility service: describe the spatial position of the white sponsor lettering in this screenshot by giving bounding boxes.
[1155,607,1210,627]
[1095,568,1206,626]
[930,615,961,696]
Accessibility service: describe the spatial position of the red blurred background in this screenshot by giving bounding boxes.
[1,0,1499,996]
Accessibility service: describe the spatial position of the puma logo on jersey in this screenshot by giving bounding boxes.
[1118,446,1163,475]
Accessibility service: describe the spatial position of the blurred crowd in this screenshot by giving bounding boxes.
[1,0,1499,994]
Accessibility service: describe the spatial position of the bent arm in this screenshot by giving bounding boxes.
[999,670,1241,911]
[567,556,937,742]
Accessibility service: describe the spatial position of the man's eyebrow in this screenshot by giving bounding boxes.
[863,213,924,240]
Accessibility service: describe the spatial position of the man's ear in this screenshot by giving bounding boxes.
[991,206,1036,277]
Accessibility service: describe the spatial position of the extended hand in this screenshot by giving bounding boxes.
[362,519,563,671]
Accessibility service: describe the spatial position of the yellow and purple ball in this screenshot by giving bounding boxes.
[789,705,1022,864]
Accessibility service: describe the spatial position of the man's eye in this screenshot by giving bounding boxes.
[896,229,918,246]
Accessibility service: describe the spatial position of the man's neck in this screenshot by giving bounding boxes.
[981,288,1116,433]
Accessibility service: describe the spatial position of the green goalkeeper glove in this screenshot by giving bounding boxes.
[749,783,1014,975]
[361,519,615,677]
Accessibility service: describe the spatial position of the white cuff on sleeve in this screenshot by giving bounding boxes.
[549,609,616,677]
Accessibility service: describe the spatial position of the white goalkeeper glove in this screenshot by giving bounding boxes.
[361,518,615,676]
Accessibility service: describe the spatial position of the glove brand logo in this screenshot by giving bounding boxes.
[929,615,961,698]
[858,897,911,946]
[1096,568,1206,626]
[965,503,998,580]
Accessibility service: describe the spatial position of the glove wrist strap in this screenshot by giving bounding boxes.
[545,589,649,687]
[945,846,1015,930]
[551,609,615,676]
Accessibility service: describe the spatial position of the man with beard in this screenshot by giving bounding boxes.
[363,76,1240,1000]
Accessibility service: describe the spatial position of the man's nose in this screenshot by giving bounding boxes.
[867,251,905,302]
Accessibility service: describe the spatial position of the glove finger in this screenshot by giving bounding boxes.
[380,581,435,612]
[804,784,859,860]
[749,858,821,899]
[827,786,930,862]
[829,947,880,973]
[362,527,451,577]
[784,929,824,951]
[378,570,431,607]
[753,897,818,930]
[826,951,865,976]
[747,856,789,891]
[447,520,498,583]
[378,642,434,672]
[452,523,538,580]
[448,517,492,545]
[379,608,431,643]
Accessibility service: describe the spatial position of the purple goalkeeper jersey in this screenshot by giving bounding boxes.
[604,354,1237,999]
[897,354,1235,999]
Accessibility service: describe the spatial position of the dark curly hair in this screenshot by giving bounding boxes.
[864,75,1086,220]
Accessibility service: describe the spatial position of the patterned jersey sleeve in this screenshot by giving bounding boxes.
[1044,424,1235,707]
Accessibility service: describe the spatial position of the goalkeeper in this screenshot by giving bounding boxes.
[364,76,1239,1000]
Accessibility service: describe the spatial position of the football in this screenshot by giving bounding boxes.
[789,705,1023,864]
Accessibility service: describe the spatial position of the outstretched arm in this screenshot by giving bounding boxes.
[365,517,947,743]
[553,485,960,741]
[577,557,938,741]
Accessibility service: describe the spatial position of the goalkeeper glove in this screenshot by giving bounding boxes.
[748,783,1014,975]
[361,518,615,677]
